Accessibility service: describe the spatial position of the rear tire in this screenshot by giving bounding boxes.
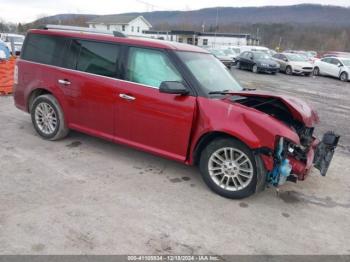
[286,66,293,75]
[199,138,257,199]
[340,72,348,82]
[31,94,69,141]
[313,67,320,76]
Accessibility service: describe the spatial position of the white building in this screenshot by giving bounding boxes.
[143,30,260,47]
[87,15,152,36]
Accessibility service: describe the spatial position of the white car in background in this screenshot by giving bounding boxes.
[0,33,25,55]
[273,53,314,76]
[313,57,350,82]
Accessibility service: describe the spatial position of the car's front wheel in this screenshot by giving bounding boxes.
[252,64,259,73]
[285,66,293,75]
[31,94,69,140]
[199,138,257,199]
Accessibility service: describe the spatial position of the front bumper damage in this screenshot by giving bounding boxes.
[266,132,340,187]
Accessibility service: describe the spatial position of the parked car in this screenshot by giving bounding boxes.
[208,48,234,68]
[273,53,314,76]
[237,51,280,74]
[284,50,318,64]
[0,33,25,55]
[313,57,350,82]
[0,39,11,60]
[320,52,350,59]
[14,25,339,199]
[220,47,239,65]
[235,45,270,54]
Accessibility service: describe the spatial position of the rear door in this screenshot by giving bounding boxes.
[59,39,122,139]
[319,58,334,76]
[329,58,342,77]
[115,47,196,161]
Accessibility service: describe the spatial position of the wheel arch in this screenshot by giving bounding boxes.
[27,88,53,112]
[192,131,251,166]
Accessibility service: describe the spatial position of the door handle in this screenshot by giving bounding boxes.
[119,94,136,101]
[58,79,71,86]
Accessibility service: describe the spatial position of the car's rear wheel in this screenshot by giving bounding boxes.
[252,64,259,73]
[199,138,257,199]
[31,94,69,141]
[340,72,348,82]
[313,67,320,76]
[286,66,293,75]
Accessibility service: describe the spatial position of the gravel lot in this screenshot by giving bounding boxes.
[0,69,349,255]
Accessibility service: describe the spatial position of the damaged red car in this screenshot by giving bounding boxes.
[14,25,339,199]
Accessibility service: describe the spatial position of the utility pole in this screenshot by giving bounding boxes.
[214,7,219,47]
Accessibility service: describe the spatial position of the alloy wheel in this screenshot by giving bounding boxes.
[208,147,254,192]
[34,102,58,135]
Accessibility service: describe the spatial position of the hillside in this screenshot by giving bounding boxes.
[20,4,350,51]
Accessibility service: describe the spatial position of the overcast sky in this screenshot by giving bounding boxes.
[0,0,349,23]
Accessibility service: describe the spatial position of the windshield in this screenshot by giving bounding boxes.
[342,59,350,66]
[6,36,24,43]
[176,51,243,94]
[210,49,226,57]
[223,49,235,55]
[285,53,308,62]
[253,52,272,59]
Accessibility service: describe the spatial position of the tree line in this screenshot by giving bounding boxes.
[1,17,349,52]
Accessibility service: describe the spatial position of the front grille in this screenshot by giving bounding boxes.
[302,67,313,70]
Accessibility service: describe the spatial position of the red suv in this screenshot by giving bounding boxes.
[14,25,339,199]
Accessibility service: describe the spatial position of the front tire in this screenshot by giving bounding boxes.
[199,138,257,199]
[340,72,348,82]
[236,61,241,70]
[252,64,259,73]
[286,66,293,75]
[31,94,69,141]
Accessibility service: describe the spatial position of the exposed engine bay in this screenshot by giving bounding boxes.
[230,94,340,187]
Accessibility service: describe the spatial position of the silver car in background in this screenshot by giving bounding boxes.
[273,53,314,76]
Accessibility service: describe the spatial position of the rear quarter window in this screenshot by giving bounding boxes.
[21,33,68,66]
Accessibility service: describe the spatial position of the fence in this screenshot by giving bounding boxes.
[0,56,16,96]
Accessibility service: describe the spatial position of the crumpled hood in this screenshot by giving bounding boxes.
[226,91,319,127]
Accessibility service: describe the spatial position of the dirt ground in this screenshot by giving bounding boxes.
[0,69,349,255]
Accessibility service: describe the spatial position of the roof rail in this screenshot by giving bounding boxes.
[42,24,127,38]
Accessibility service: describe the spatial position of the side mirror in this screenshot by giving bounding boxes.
[337,63,343,67]
[283,58,288,62]
[159,81,189,95]
[250,56,254,60]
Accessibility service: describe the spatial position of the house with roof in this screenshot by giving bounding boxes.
[87,14,152,36]
[143,30,260,47]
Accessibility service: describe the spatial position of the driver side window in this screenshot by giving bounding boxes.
[126,47,183,88]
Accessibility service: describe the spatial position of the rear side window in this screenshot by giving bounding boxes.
[64,40,120,78]
[126,47,183,88]
[21,34,67,66]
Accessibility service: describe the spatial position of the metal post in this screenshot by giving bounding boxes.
[10,37,15,56]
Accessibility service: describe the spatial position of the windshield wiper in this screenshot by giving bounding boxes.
[208,88,256,95]
[242,87,256,91]
[208,90,235,95]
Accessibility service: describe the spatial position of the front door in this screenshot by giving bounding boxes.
[115,47,196,161]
